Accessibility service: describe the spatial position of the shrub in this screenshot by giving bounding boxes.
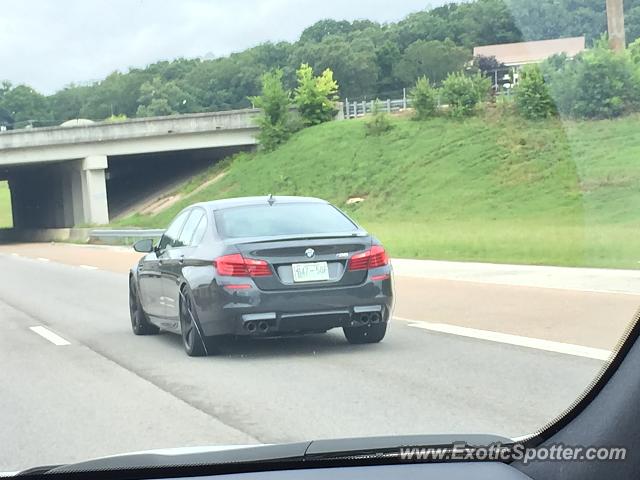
[249,69,292,151]
[629,38,640,65]
[105,114,128,123]
[441,72,490,116]
[365,100,393,136]
[515,64,557,119]
[410,76,438,120]
[293,64,339,126]
[543,45,640,119]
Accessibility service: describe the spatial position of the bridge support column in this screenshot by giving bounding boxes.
[72,155,109,226]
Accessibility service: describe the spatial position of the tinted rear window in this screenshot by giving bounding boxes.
[214,203,358,238]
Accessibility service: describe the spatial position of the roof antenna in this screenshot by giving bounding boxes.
[267,194,275,206]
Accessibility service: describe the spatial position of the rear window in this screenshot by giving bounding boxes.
[214,203,358,238]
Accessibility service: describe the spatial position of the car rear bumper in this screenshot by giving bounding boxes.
[237,304,389,336]
[193,273,394,337]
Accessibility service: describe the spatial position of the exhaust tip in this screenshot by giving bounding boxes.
[246,321,257,332]
[371,312,381,324]
[258,321,269,332]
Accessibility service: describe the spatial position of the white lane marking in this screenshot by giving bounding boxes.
[79,265,98,270]
[395,316,611,361]
[37,257,50,262]
[29,326,71,346]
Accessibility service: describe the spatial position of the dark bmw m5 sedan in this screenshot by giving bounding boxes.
[129,196,394,356]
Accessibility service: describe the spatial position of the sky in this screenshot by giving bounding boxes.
[0,0,439,95]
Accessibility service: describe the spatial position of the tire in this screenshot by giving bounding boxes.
[343,322,387,344]
[179,288,220,357]
[129,278,159,336]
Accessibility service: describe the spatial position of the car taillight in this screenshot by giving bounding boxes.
[348,250,371,270]
[243,257,272,276]
[368,245,389,268]
[348,245,389,271]
[214,254,272,277]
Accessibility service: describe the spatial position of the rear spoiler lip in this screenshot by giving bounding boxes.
[224,231,369,245]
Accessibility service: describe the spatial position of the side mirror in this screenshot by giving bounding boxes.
[133,238,154,253]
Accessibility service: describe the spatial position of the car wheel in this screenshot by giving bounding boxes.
[343,322,387,344]
[179,289,216,357]
[129,279,159,335]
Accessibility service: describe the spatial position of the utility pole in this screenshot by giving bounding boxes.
[606,0,626,51]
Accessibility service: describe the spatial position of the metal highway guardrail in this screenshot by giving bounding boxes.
[89,229,165,240]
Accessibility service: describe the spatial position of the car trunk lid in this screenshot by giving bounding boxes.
[230,234,372,291]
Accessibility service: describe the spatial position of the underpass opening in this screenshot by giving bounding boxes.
[106,145,252,220]
[2,160,81,230]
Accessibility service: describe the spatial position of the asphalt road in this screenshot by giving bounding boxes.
[0,245,636,472]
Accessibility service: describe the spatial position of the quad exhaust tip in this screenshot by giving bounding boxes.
[245,320,269,333]
[355,312,381,325]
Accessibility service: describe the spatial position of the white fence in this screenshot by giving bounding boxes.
[342,70,517,120]
[343,97,414,119]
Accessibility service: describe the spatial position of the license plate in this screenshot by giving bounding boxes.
[292,262,329,283]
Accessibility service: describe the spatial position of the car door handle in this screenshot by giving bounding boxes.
[178,255,185,265]
[158,260,163,266]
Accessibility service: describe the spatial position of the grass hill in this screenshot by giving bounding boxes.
[115,110,640,269]
[2,111,637,268]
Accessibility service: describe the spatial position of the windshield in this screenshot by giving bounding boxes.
[214,203,358,238]
[1,0,639,475]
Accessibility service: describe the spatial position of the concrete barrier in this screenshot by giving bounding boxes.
[0,228,93,243]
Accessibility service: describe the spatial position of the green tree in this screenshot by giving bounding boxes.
[290,35,378,98]
[182,51,267,111]
[293,64,339,126]
[393,39,470,86]
[625,5,640,44]
[410,76,438,119]
[299,18,378,44]
[300,19,354,43]
[544,45,640,118]
[250,69,293,151]
[0,84,52,127]
[136,77,197,117]
[375,36,402,95]
[441,72,490,116]
[515,65,557,119]
[48,84,94,123]
[390,10,450,50]
[0,81,14,127]
[136,98,173,117]
[448,0,523,48]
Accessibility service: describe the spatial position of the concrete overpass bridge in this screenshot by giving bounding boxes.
[0,109,260,229]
